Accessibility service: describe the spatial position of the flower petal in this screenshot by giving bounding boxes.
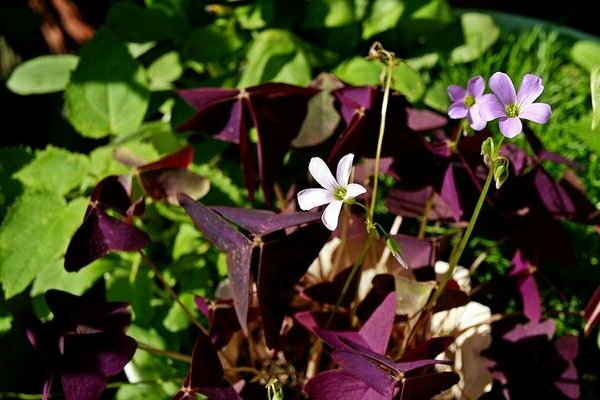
[448,102,469,119]
[467,76,485,97]
[467,104,486,131]
[308,157,337,191]
[519,102,551,124]
[489,72,516,105]
[447,85,466,102]
[516,73,544,107]
[344,183,367,200]
[499,117,523,138]
[297,188,334,211]
[479,98,506,121]
[321,200,343,231]
[336,153,355,187]
[476,93,496,105]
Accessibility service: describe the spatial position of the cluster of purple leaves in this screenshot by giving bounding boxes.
[29,76,597,400]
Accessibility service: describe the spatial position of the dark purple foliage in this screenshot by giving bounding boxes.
[484,319,579,399]
[172,334,241,400]
[509,249,542,322]
[136,146,207,203]
[64,176,150,272]
[303,293,459,399]
[303,266,360,308]
[22,290,137,400]
[177,83,318,206]
[178,193,329,348]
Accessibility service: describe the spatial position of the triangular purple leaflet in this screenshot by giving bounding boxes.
[178,194,253,334]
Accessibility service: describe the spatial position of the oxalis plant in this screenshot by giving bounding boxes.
[4,37,595,400]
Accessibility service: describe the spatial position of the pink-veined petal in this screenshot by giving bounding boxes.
[344,183,367,200]
[297,188,334,211]
[467,75,485,97]
[479,98,506,121]
[448,102,469,119]
[467,104,486,131]
[499,117,523,138]
[308,157,337,191]
[336,153,355,187]
[519,102,551,124]
[517,73,544,107]
[489,72,516,105]
[447,85,466,102]
[321,200,343,231]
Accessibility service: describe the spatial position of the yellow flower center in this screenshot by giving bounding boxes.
[505,103,520,118]
[464,95,475,107]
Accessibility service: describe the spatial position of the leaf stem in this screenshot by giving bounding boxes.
[426,136,504,309]
[138,250,208,335]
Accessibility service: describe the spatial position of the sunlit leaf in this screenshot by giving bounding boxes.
[570,40,600,72]
[65,28,150,138]
[6,55,78,95]
[362,0,405,39]
[450,13,500,64]
[0,194,87,298]
[591,66,600,130]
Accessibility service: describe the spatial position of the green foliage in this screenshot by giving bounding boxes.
[0,147,33,219]
[238,29,311,87]
[570,40,600,72]
[303,0,356,28]
[591,66,600,130]
[13,146,89,196]
[148,51,183,91]
[30,259,110,296]
[0,194,87,298]
[6,55,79,95]
[183,23,243,64]
[65,28,150,138]
[362,0,405,39]
[450,13,500,64]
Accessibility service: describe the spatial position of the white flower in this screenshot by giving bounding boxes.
[297,154,366,231]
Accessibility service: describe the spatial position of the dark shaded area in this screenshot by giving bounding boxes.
[451,0,600,36]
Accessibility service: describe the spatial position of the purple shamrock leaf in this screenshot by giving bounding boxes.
[64,176,150,272]
[179,194,329,348]
[303,266,361,308]
[484,319,579,399]
[136,146,208,204]
[172,334,242,400]
[302,292,457,399]
[177,83,318,206]
[509,249,542,322]
[480,72,551,138]
[328,85,410,164]
[447,75,495,131]
[22,290,137,400]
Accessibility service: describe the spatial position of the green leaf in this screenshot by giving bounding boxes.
[424,82,450,113]
[106,1,185,43]
[106,261,155,326]
[147,51,183,91]
[0,194,87,299]
[0,303,12,337]
[116,384,172,400]
[172,224,204,261]
[183,24,243,64]
[332,56,380,86]
[362,0,405,39]
[302,0,355,28]
[568,114,600,154]
[393,61,425,103]
[13,146,88,195]
[394,276,436,318]
[163,292,196,332]
[31,258,110,296]
[0,147,33,219]
[6,55,79,95]
[592,66,600,130]
[234,0,275,30]
[570,41,600,72]
[65,28,150,138]
[238,30,311,87]
[450,13,500,64]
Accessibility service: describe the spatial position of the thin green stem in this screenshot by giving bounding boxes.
[426,136,504,309]
[137,341,193,363]
[326,234,374,327]
[368,59,394,219]
[138,250,208,335]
